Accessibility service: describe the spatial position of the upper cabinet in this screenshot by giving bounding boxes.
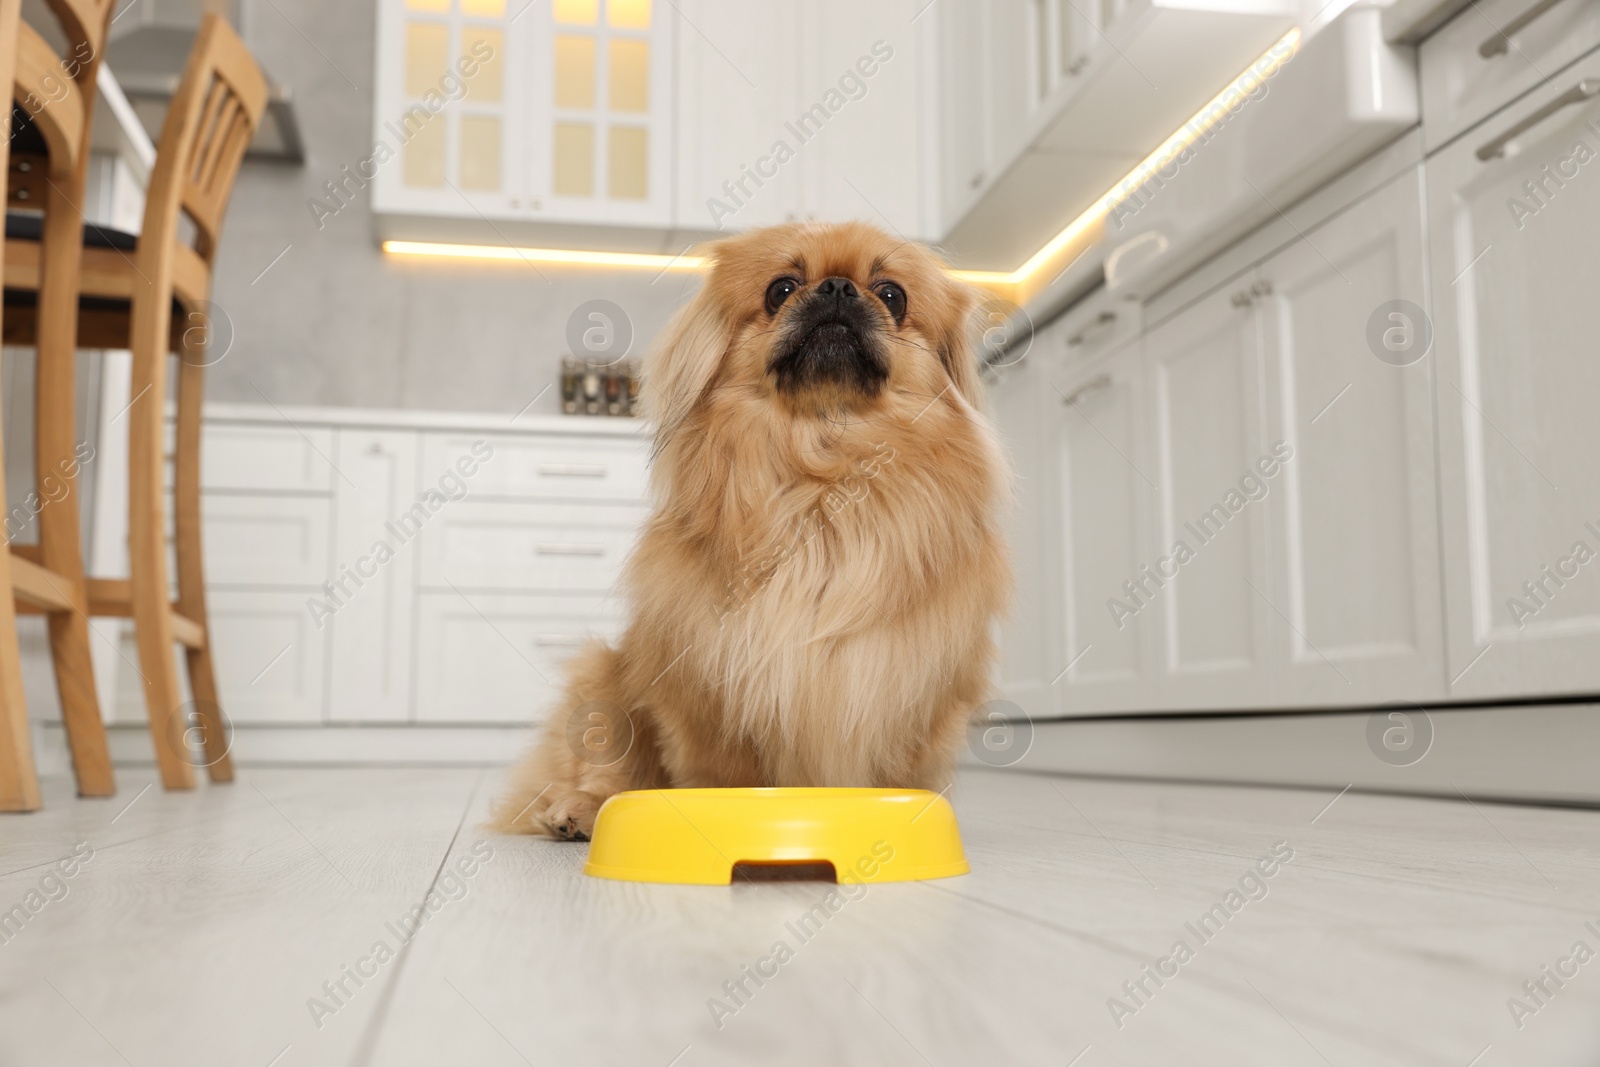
[373,0,1298,258]
[938,0,1297,271]
[374,0,676,234]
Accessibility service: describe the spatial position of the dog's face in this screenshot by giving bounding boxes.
[648,222,981,436]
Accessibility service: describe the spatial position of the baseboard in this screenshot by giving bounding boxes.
[34,703,1599,807]
[34,722,538,771]
[965,703,1600,806]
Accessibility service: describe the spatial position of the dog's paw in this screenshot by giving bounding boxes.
[542,789,604,841]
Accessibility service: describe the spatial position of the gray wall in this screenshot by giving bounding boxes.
[209,0,693,415]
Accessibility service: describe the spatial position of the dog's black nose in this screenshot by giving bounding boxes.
[816,276,858,300]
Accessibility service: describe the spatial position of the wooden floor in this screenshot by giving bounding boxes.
[1,767,1596,1066]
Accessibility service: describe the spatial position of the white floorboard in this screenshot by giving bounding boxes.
[1,767,1596,1066]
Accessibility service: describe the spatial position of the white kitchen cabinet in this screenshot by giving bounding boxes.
[935,0,994,231]
[373,0,675,228]
[797,0,932,239]
[417,499,647,592]
[672,1,802,231]
[413,592,624,722]
[933,0,1046,239]
[986,335,1052,719]
[205,590,330,724]
[327,429,422,723]
[1142,281,1277,710]
[1427,52,1600,699]
[1254,169,1447,705]
[1419,0,1600,152]
[1041,327,1161,714]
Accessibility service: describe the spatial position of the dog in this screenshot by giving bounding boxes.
[491,221,1010,839]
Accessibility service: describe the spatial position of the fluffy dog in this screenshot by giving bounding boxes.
[492,221,1009,839]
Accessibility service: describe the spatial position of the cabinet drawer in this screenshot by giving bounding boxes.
[1420,0,1600,151]
[413,593,624,722]
[206,589,329,724]
[201,495,332,586]
[178,422,337,494]
[421,431,648,503]
[417,501,647,592]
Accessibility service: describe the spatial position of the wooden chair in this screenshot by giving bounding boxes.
[6,13,266,792]
[0,0,118,810]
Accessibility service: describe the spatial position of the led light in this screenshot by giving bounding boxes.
[381,29,1302,295]
[382,240,705,270]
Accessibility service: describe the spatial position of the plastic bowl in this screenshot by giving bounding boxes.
[582,787,969,885]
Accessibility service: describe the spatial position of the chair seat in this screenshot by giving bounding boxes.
[4,210,139,251]
[1,211,210,313]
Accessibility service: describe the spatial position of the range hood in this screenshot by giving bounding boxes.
[105,0,304,163]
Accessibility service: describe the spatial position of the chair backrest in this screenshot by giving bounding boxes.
[141,12,266,267]
[10,0,115,178]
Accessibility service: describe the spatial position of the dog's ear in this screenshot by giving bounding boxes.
[939,282,986,410]
[642,283,728,445]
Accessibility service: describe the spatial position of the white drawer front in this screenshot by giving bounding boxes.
[202,495,332,587]
[417,501,646,592]
[414,593,624,722]
[1421,0,1600,151]
[422,431,649,502]
[181,422,338,494]
[207,590,329,724]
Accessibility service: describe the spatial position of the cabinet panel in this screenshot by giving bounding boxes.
[1044,338,1158,713]
[1144,285,1274,708]
[201,495,332,587]
[191,423,336,494]
[1257,170,1446,704]
[986,339,1051,718]
[328,430,422,722]
[422,431,648,502]
[1428,55,1600,698]
[414,593,623,722]
[673,0,802,229]
[208,590,329,724]
[418,500,648,591]
[798,0,928,238]
[936,0,992,230]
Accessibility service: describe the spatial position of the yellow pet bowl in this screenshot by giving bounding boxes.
[582,787,969,885]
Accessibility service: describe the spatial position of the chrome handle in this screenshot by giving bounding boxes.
[1476,80,1600,160]
[1230,280,1274,307]
[536,543,606,556]
[533,634,586,646]
[1061,374,1112,406]
[1479,0,1569,57]
[537,463,607,477]
[1066,311,1117,347]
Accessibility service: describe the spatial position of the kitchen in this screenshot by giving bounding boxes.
[2,0,1598,1063]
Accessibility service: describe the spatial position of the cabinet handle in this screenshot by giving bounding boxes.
[1061,374,1112,406]
[533,634,587,646]
[536,543,606,556]
[1476,79,1600,159]
[538,463,607,477]
[1479,0,1570,56]
[1066,310,1117,347]
[1230,280,1274,307]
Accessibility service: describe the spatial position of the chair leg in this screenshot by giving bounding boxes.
[174,353,231,781]
[128,297,194,791]
[0,551,39,811]
[36,192,114,796]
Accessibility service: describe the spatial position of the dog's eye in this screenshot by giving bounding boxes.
[873,282,907,324]
[765,276,801,315]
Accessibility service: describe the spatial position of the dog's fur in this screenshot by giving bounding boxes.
[490,222,1009,839]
